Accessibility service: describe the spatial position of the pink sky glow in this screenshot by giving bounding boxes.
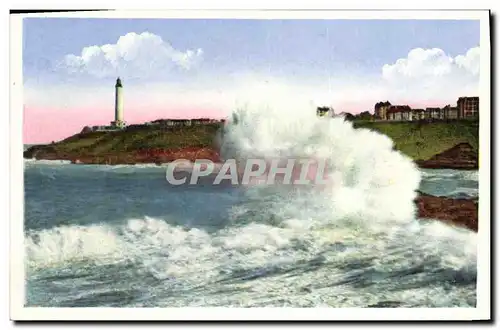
[23,106,227,144]
[23,98,454,144]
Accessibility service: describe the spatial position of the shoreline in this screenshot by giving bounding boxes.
[24,141,479,170]
[23,120,478,170]
[23,152,478,171]
[24,157,479,171]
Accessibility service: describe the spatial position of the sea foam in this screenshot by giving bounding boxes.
[24,103,477,307]
[220,104,422,230]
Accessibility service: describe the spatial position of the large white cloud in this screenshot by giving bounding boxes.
[24,74,387,117]
[61,32,203,78]
[381,46,480,100]
[37,45,481,115]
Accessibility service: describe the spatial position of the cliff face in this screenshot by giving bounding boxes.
[25,120,479,168]
[23,123,223,165]
[416,143,478,170]
[24,146,222,165]
[354,120,479,161]
[25,142,479,170]
[135,147,221,164]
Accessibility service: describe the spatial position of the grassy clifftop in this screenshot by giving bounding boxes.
[24,123,221,164]
[47,123,219,154]
[24,120,479,164]
[354,120,479,161]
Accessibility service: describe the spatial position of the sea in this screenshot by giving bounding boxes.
[23,108,478,308]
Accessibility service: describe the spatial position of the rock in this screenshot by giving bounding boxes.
[300,286,313,293]
[416,143,478,170]
[135,147,221,164]
[24,146,222,165]
[367,301,402,308]
[415,191,478,232]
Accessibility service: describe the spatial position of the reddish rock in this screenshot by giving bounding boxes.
[415,191,478,232]
[135,147,221,163]
[26,147,222,165]
[416,143,478,170]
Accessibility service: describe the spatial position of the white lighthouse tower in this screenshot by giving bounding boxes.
[111,77,126,128]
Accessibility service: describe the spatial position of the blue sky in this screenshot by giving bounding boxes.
[23,18,480,85]
[23,18,481,143]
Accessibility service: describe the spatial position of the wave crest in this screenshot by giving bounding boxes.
[220,105,421,228]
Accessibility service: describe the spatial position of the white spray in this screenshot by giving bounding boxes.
[25,101,477,307]
[219,103,422,230]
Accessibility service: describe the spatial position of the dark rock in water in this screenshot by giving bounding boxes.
[300,286,313,293]
[415,191,478,232]
[367,300,402,308]
[416,143,478,170]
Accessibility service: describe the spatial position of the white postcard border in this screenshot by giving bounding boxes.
[9,9,491,321]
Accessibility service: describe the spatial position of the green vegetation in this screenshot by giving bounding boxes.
[24,123,222,163]
[353,120,479,160]
[24,119,479,163]
[60,124,220,153]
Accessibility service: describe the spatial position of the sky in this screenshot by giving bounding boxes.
[23,18,481,143]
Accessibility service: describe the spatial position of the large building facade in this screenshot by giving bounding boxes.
[443,105,459,119]
[457,96,479,119]
[372,96,479,122]
[386,105,411,121]
[374,101,391,120]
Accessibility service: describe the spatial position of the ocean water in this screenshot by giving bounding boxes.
[23,108,478,308]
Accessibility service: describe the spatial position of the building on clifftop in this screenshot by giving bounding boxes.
[374,101,392,120]
[457,96,479,119]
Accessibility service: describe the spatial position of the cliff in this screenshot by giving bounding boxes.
[24,123,222,165]
[24,119,479,167]
[354,119,478,161]
[415,143,478,170]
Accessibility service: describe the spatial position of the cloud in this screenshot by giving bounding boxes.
[61,32,203,78]
[30,46,481,120]
[454,47,480,75]
[381,47,480,100]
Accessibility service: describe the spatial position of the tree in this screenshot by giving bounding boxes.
[81,126,92,134]
[356,111,372,121]
[343,113,355,121]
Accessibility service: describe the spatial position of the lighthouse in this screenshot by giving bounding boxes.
[111,77,126,128]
